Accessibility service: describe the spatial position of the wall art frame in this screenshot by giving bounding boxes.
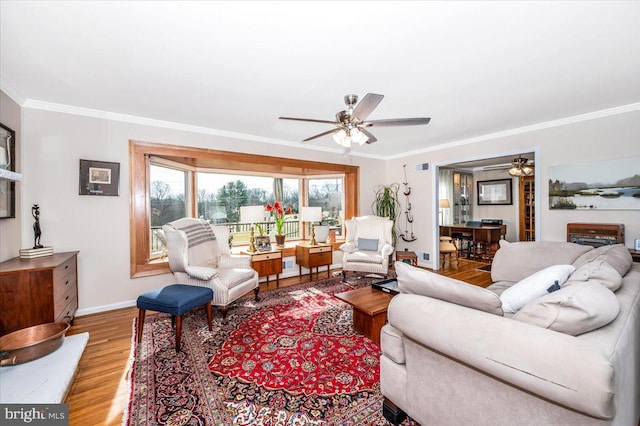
[477,179,513,205]
[79,159,120,196]
[549,156,640,210]
[0,122,16,219]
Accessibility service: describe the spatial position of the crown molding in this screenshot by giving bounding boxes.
[19,98,639,162]
[20,99,387,160]
[387,102,640,160]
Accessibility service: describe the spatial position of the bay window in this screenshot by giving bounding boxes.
[130,140,358,277]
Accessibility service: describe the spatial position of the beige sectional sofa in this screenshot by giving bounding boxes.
[380,242,640,426]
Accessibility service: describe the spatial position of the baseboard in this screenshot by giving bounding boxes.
[76,300,137,317]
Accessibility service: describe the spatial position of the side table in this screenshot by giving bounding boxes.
[396,250,417,266]
[629,249,640,263]
[244,250,283,287]
[295,242,332,280]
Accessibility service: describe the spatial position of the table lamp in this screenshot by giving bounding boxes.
[300,206,322,245]
[439,198,450,225]
[240,205,265,253]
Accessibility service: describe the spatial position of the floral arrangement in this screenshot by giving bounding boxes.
[266,201,292,236]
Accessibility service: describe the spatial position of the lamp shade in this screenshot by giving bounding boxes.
[240,205,264,223]
[300,206,322,222]
[439,199,451,209]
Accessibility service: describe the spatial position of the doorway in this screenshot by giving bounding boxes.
[434,150,540,270]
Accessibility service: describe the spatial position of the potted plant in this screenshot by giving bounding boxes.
[372,183,401,245]
[266,201,292,246]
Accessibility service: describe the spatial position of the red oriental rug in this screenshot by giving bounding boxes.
[124,274,416,425]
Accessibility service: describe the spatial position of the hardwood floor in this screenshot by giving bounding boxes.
[64,260,490,425]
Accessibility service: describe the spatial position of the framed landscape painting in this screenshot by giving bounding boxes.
[549,157,640,210]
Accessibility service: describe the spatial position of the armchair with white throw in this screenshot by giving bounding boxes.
[340,215,395,280]
[163,218,259,321]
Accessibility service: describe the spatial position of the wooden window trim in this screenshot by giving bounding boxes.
[129,140,359,278]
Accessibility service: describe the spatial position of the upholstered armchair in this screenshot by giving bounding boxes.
[339,215,395,280]
[163,218,259,321]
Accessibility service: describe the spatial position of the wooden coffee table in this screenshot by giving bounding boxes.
[334,286,395,345]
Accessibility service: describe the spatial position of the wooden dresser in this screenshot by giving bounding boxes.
[0,251,79,336]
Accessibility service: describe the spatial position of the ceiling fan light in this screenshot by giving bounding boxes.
[508,166,522,176]
[332,129,351,148]
[350,128,368,145]
[522,165,533,175]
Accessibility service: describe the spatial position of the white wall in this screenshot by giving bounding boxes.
[387,110,640,268]
[11,104,640,312]
[0,91,21,262]
[19,108,387,314]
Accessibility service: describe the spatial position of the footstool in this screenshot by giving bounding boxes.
[137,284,213,351]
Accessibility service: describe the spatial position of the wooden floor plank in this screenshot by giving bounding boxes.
[65,260,488,425]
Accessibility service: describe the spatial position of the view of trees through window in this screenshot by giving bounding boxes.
[196,174,299,224]
[308,178,343,224]
[149,163,343,256]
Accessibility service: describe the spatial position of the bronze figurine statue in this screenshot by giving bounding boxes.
[32,204,43,248]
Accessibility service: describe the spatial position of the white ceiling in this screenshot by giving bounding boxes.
[1,1,639,159]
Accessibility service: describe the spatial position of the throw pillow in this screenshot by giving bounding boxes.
[566,259,623,292]
[513,281,620,336]
[500,264,576,314]
[357,237,379,251]
[572,244,632,277]
[395,261,503,316]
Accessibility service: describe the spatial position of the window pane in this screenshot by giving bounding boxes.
[308,177,344,236]
[150,164,187,256]
[196,173,300,245]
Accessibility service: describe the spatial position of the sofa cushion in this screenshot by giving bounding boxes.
[566,259,623,292]
[345,251,384,264]
[500,264,576,314]
[216,267,257,289]
[513,281,620,336]
[491,241,592,283]
[395,261,503,315]
[572,244,632,277]
[380,324,405,364]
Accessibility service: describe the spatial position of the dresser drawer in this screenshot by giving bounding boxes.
[310,250,332,265]
[55,295,78,322]
[309,245,331,254]
[54,280,76,317]
[53,256,76,288]
[252,252,282,262]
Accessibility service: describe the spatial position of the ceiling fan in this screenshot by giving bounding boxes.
[279,93,430,148]
[483,155,535,176]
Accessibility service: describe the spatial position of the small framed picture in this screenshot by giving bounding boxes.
[635,239,640,251]
[255,236,272,251]
[477,179,513,205]
[79,159,120,196]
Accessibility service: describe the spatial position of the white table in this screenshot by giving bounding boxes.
[0,332,89,403]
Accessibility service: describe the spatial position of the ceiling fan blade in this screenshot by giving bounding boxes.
[360,128,378,144]
[279,117,339,125]
[365,117,431,127]
[302,127,340,142]
[351,93,384,121]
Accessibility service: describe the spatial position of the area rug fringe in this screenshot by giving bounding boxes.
[121,321,138,426]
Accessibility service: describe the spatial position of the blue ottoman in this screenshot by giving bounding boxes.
[136,284,213,351]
